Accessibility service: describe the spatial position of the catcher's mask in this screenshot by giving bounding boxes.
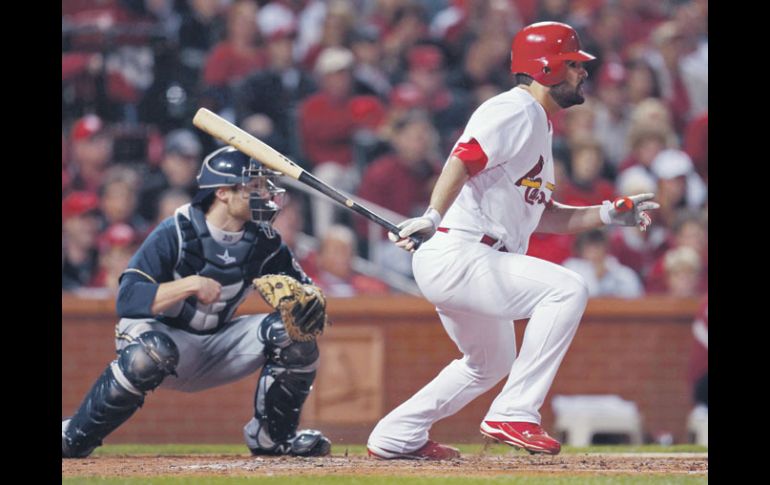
[195,146,286,229]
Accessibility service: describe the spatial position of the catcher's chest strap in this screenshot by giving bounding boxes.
[436,227,508,252]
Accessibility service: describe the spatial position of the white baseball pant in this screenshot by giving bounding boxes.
[368,229,588,453]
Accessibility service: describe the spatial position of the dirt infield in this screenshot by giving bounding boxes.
[63,452,708,478]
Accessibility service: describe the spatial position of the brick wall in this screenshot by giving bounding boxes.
[62,295,700,445]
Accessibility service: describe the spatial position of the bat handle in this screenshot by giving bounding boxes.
[408,234,423,251]
[387,226,424,251]
[382,221,423,251]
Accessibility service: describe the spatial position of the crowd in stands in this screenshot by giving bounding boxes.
[63,0,707,299]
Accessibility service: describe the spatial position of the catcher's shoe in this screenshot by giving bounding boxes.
[62,418,100,459]
[480,421,561,455]
[250,429,332,457]
[367,440,461,460]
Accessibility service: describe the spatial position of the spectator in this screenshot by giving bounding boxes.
[378,2,430,76]
[392,43,471,152]
[202,0,267,111]
[154,188,192,227]
[558,138,615,207]
[98,166,148,233]
[348,25,393,99]
[137,129,202,222]
[300,47,385,168]
[619,128,666,178]
[688,294,708,407]
[301,0,356,70]
[649,149,707,228]
[235,21,317,156]
[644,209,708,295]
[591,60,631,171]
[657,245,703,297]
[628,98,678,143]
[581,4,624,64]
[67,114,113,194]
[357,111,442,275]
[308,225,389,297]
[90,223,140,292]
[447,36,512,94]
[61,50,104,120]
[62,191,101,291]
[625,59,662,107]
[178,0,226,82]
[562,229,644,299]
[644,21,698,134]
[674,0,708,120]
[298,46,386,235]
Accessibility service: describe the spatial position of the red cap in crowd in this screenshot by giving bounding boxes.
[408,45,444,71]
[598,61,627,88]
[62,191,100,221]
[349,96,386,128]
[71,114,105,142]
[269,27,296,41]
[389,84,425,109]
[99,223,137,251]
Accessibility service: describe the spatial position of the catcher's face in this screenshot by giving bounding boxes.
[224,185,253,222]
[241,172,285,226]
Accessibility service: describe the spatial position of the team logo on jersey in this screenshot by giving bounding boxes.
[216,249,236,265]
[515,156,555,206]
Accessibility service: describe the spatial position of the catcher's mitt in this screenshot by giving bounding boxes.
[253,274,327,342]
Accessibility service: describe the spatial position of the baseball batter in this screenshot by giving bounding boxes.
[367,22,659,460]
[62,147,331,458]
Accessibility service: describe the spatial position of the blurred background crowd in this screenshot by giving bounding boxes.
[62,0,707,302]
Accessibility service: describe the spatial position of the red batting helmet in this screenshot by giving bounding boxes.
[510,22,596,86]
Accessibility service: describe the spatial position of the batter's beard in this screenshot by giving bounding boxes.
[549,82,585,109]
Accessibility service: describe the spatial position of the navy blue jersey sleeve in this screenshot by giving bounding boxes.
[116,218,179,318]
[261,243,313,285]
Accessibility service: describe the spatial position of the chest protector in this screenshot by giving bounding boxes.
[159,205,282,334]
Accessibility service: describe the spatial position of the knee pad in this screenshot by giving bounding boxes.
[260,312,319,369]
[119,331,179,393]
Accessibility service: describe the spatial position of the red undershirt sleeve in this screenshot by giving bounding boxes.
[451,138,488,176]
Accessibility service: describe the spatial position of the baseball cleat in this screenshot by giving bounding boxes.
[480,421,561,455]
[367,440,461,460]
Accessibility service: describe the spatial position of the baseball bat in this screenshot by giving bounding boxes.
[192,108,422,248]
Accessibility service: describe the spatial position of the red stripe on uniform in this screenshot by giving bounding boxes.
[452,138,488,176]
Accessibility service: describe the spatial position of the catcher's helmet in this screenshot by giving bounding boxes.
[510,22,596,86]
[194,146,285,226]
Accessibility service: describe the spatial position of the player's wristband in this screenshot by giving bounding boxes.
[424,207,442,229]
[599,200,613,225]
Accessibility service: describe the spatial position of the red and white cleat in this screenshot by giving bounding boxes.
[367,440,461,460]
[480,421,561,455]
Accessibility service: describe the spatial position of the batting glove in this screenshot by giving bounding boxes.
[599,193,660,232]
[388,207,442,252]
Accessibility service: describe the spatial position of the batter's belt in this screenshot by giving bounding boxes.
[436,227,508,252]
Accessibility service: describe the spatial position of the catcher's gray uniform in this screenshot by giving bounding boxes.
[63,196,328,458]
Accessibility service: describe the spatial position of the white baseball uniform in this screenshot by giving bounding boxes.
[368,87,589,454]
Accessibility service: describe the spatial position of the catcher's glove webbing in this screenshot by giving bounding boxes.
[253,274,327,342]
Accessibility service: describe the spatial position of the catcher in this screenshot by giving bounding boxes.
[62,147,330,458]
